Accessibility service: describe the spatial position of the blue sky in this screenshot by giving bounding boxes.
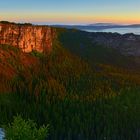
[0,0,140,24]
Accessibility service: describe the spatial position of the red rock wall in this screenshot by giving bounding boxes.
[0,23,56,53]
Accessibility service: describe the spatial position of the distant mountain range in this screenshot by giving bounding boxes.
[52,23,140,30]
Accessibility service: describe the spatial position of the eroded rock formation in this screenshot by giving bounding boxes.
[0,22,56,53]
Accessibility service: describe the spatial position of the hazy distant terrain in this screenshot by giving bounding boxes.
[53,23,140,35]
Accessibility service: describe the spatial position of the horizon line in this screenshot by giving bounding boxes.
[1,20,140,26]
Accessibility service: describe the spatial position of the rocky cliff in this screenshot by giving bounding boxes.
[0,22,56,53]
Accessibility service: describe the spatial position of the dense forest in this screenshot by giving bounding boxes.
[0,29,140,140]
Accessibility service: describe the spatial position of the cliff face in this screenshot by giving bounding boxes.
[0,23,56,53]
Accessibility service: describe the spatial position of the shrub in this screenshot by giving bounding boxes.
[4,116,49,140]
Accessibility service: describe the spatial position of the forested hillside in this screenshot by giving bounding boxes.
[0,28,140,140]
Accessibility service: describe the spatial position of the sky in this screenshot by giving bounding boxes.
[0,0,140,24]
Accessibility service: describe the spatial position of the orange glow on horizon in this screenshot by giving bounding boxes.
[0,12,140,24]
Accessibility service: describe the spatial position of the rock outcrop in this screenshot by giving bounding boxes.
[0,22,56,53]
[0,128,5,140]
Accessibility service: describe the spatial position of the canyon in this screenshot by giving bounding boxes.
[0,22,55,53]
[0,22,140,140]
